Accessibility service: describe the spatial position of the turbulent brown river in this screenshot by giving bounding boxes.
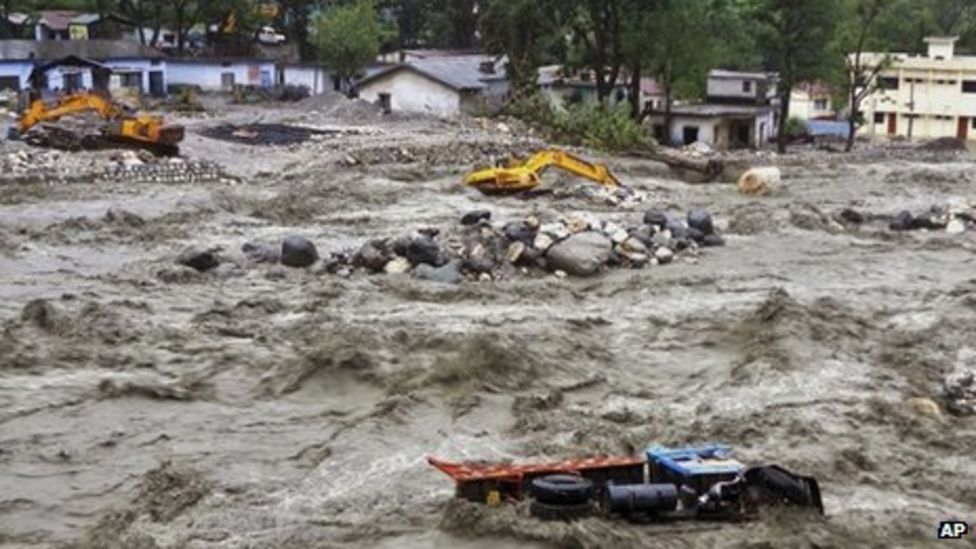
[2,102,975,548]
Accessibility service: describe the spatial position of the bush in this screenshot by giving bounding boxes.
[506,94,651,152]
[785,116,808,139]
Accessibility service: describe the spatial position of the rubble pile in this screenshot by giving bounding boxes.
[315,207,726,283]
[102,151,227,184]
[200,123,362,147]
[0,149,105,184]
[339,138,545,168]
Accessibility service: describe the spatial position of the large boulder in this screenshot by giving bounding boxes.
[738,166,782,195]
[687,208,715,235]
[177,246,220,272]
[643,209,669,229]
[281,235,319,268]
[460,209,491,226]
[545,232,612,277]
[889,210,915,231]
[352,241,391,272]
[405,236,441,266]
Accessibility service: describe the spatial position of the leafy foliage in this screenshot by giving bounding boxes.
[507,94,651,152]
[313,0,390,85]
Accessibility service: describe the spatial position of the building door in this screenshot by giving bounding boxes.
[378,92,392,114]
[887,113,897,136]
[221,72,235,91]
[149,71,164,96]
[682,126,700,145]
[957,117,969,140]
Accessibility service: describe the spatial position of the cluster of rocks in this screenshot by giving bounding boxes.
[176,235,320,273]
[945,368,976,416]
[315,207,725,283]
[102,151,228,184]
[888,206,976,234]
[0,149,88,182]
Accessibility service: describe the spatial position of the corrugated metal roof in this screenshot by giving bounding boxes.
[709,69,775,81]
[358,54,501,91]
[0,39,164,60]
[71,14,102,25]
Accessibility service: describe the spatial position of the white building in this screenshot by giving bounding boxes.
[167,58,277,91]
[356,54,509,118]
[858,36,976,140]
[647,70,778,149]
[0,40,166,95]
[537,65,631,109]
[790,81,835,121]
[277,63,334,95]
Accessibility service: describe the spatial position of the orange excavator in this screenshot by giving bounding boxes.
[464,149,623,195]
[13,92,184,155]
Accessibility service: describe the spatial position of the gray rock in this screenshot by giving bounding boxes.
[702,234,726,247]
[643,209,669,228]
[405,236,440,266]
[504,221,536,244]
[463,256,495,274]
[687,227,706,243]
[177,246,220,272]
[688,208,715,235]
[628,226,655,248]
[945,369,976,416]
[413,261,462,284]
[890,210,915,231]
[242,240,280,263]
[621,237,648,255]
[838,208,865,224]
[461,209,491,225]
[352,241,390,272]
[666,216,688,239]
[281,235,319,268]
[545,232,612,277]
[651,230,672,249]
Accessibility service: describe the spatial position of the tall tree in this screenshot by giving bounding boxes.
[641,0,718,139]
[752,0,840,153]
[314,0,387,91]
[422,0,477,48]
[835,0,893,151]
[480,0,563,98]
[565,0,629,103]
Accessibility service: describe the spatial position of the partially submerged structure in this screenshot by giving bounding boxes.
[647,70,778,149]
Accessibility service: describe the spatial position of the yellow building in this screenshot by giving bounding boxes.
[859,37,976,141]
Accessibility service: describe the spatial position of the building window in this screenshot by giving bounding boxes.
[879,77,899,90]
[963,80,976,93]
[742,81,752,93]
[874,112,885,124]
[972,117,976,130]
[813,98,829,111]
[120,72,142,89]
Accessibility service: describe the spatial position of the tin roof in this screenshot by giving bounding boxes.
[0,39,164,61]
[358,54,503,91]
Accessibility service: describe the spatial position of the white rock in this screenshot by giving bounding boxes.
[525,215,541,230]
[384,257,411,274]
[654,247,674,264]
[540,222,570,240]
[506,241,525,264]
[554,270,568,279]
[610,229,629,244]
[738,166,782,196]
[621,237,648,255]
[947,218,966,235]
[533,233,554,252]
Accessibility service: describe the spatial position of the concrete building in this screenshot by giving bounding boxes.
[167,58,277,91]
[537,65,630,109]
[647,70,778,149]
[790,81,836,120]
[0,40,166,95]
[858,36,976,140]
[356,54,508,118]
[277,63,334,95]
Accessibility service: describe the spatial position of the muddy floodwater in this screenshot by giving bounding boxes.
[1,103,976,549]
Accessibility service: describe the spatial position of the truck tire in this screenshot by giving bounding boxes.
[530,474,594,506]
[529,500,593,522]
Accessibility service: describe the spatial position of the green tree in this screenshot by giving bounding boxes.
[641,0,718,139]
[314,0,387,91]
[752,0,840,153]
[834,0,893,151]
[479,0,563,98]
[422,0,476,48]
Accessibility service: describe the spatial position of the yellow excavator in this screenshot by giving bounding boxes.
[13,92,185,155]
[464,149,623,194]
